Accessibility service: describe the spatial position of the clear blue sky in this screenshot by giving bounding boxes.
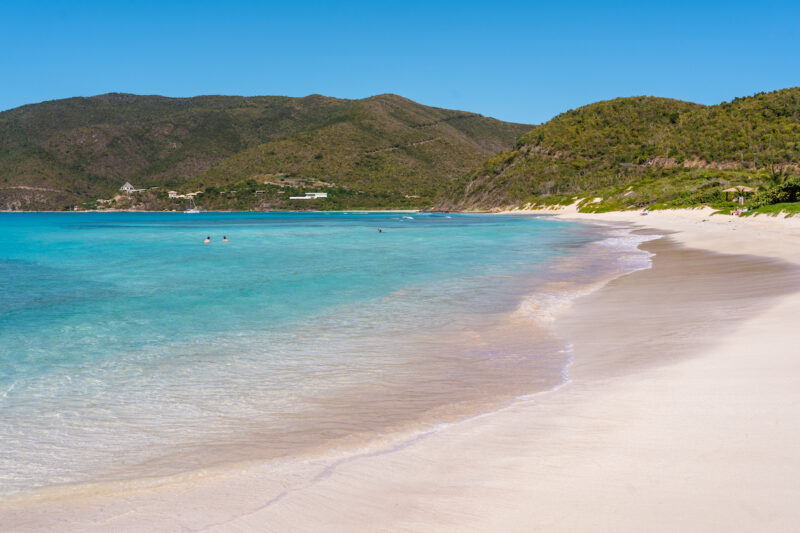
[2,0,798,124]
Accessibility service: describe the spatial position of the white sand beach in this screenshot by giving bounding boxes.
[4,209,800,532]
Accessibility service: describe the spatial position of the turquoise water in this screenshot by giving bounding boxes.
[0,212,618,495]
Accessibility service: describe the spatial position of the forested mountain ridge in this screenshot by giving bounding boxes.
[440,88,800,211]
[0,93,530,210]
[5,89,799,213]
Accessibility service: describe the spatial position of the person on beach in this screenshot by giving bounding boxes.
[204,236,210,243]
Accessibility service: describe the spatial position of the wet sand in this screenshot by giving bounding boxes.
[4,212,800,532]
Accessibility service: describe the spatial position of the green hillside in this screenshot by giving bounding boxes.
[441,88,800,212]
[0,93,529,210]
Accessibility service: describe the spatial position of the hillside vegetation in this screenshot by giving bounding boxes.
[441,88,800,212]
[0,93,529,210]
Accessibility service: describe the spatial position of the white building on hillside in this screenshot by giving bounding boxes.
[289,192,328,200]
[120,182,134,193]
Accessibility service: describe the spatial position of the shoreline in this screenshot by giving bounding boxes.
[501,204,800,254]
[0,219,642,504]
[1,203,799,221]
[4,212,800,531]
[0,209,423,214]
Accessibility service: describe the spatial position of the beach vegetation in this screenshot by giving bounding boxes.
[743,202,800,217]
[750,177,800,208]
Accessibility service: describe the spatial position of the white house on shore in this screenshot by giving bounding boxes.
[289,192,328,200]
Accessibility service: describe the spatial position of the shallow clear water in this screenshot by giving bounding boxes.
[0,212,641,496]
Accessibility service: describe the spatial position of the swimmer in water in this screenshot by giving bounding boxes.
[223,236,229,242]
[377,228,382,233]
[204,236,210,243]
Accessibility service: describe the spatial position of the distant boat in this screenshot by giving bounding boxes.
[184,197,200,213]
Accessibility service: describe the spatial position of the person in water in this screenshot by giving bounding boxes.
[204,236,210,243]
[223,236,229,242]
[377,228,382,233]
